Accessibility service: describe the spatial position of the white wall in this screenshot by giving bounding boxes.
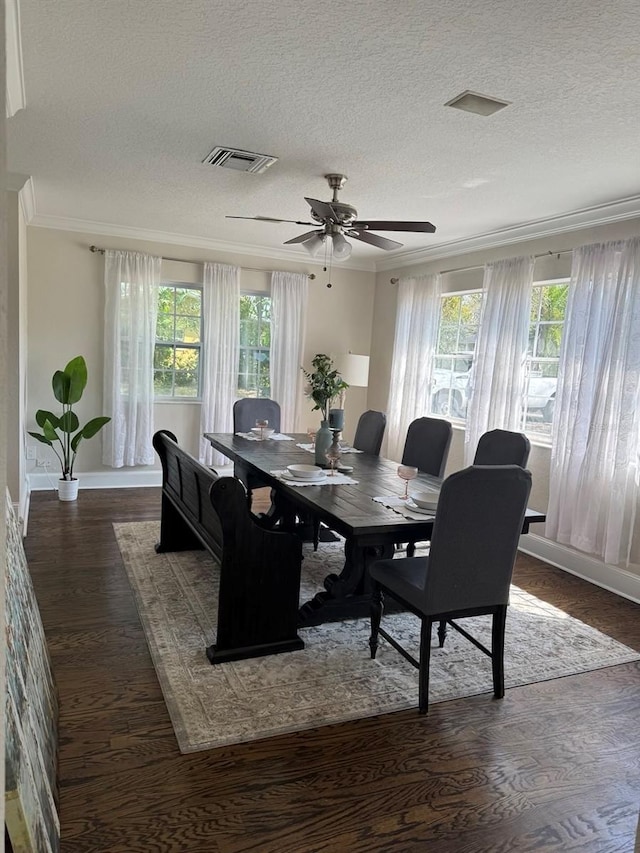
[369,216,640,596]
[25,226,376,481]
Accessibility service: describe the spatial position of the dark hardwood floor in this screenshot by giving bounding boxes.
[24,487,640,853]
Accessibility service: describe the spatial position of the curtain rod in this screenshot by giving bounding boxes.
[389,249,573,284]
[89,245,316,279]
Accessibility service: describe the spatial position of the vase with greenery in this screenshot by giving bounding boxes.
[301,354,348,465]
[28,355,111,498]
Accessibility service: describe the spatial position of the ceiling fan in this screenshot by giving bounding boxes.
[226,174,436,260]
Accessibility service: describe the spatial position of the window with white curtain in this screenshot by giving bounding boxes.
[429,279,569,439]
[238,293,272,398]
[523,279,569,438]
[430,290,482,420]
[153,283,203,398]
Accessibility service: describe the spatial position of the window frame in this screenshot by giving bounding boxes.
[153,281,204,402]
[429,276,570,444]
[238,291,272,399]
[521,277,570,443]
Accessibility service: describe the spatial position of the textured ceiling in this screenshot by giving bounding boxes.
[8,0,640,267]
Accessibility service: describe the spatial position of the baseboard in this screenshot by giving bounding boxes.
[28,469,163,491]
[519,532,640,605]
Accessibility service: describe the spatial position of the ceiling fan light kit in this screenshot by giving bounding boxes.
[226,174,436,261]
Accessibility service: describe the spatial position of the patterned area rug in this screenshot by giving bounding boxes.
[114,521,640,753]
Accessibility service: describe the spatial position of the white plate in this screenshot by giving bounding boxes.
[406,499,436,514]
[287,463,324,479]
[281,470,326,483]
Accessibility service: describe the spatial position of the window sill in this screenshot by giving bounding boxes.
[154,398,202,405]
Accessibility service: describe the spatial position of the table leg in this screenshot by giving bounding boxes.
[298,537,395,627]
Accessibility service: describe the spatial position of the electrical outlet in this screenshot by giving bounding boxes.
[26,446,37,460]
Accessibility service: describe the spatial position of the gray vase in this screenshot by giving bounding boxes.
[314,420,332,467]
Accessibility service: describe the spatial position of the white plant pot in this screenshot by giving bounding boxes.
[58,478,79,502]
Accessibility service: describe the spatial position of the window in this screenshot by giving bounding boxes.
[523,279,569,437]
[238,294,271,398]
[154,284,202,398]
[430,291,482,419]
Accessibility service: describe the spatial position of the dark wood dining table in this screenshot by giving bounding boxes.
[204,432,546,627]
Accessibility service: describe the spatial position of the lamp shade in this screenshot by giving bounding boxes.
[334,352,370,387]
[331,232,352,260]
[302,232,326,257]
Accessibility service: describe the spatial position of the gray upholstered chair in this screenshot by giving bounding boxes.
[232,398,282,510]
[370,464,532,714]
[400,417,452,556]
[233,398,281,434]
[352,410,386,455]
[473,428,531,468]
[402,416,453,477]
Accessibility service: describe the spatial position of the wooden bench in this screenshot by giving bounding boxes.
[152,430,304,664]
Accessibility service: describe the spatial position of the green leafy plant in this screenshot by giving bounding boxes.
[28,356,111,481]
[301,353,349,422]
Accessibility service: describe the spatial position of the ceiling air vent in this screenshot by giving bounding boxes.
[445,90,511,116]
[202,146,278,174]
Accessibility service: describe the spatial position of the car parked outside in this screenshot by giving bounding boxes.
[430,355,557,424]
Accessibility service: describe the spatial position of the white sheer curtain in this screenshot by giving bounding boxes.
[546,237,640,566]
[103,250,161,467]
[386,274,442,461]
[464,256,535,464]
[270,271,309,432]
[199,263,240,467]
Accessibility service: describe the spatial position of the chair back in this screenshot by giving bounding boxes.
[473,429,531,467]
[424,465,532,615]
[233,398,281,434]
[401,417,452,477]
[352,410,386,455]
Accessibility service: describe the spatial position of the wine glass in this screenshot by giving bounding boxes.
[306,426,317,447]
[325,442,342,476]
[397,465,418,499]
[255,418,268,440]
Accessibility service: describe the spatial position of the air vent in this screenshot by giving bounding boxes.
[445,90,511,116]
[202,146,278,174]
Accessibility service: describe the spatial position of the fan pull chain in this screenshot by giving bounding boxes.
[323,237,333,288]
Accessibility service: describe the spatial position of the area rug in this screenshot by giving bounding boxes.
[114,521,640,753]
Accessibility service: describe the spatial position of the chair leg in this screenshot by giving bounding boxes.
[406,541,416,558]
[418,618,433,714]
[369,586,384,659]
[491,605,507,699]
[313,518,320,551]
[437,619,447,647]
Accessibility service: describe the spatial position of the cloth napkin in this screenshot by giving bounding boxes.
[235,432,295,441]
[372,494,435,521]
[271,470,359,486]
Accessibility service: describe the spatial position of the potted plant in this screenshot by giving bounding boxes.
[301,354,348,464]
[28,355,111,501]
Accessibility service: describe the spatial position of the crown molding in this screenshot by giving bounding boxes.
[27,213,377,272]
[374,194,640,272]
[18,176,35,221]
[6,0,26,117]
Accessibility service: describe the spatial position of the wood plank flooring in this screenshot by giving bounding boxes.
[24,487,640,853]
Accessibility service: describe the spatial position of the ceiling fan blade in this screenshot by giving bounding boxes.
[348,230,403,251]
[226,215,315,225]
[352,220,436,233]
[283,229,324,245]
[304,197,340,222]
